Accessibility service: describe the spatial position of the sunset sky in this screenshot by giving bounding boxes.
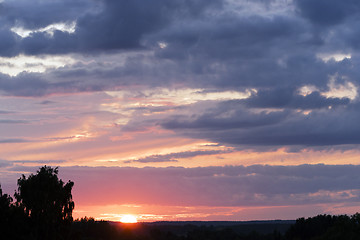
[1,0,360,222]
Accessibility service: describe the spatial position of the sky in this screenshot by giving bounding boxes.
[1,0,360,222]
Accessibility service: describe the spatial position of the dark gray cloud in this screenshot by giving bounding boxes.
[0,0,357,95]
[0,0,360,151]
[161,100,360,148]
[0,0,222,56]
[294,0,360,26]
[151,15,305,62]
[0,27,19,57]
[1,0,94,29]
[0,71,105,96]
[244,89,350,109]
[162,104,289,130]
[0,72,48,96]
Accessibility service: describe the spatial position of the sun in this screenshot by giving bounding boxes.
[120,214,138,223]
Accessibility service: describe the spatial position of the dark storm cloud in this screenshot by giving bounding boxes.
[162,104,288,130]
[0,27,19,57]
[0,72,51,96]
[74,0,209,51]
[1,0,93,29]
[147,15,327,89]
[152,15,302,60]
[0,0,222,55]
[60,10,343,90]
[0,0,360,150]
[244,89,350,109]
[0,0,356,92]
[0,71,107,96]
[293,0,360,53]
[56,164,360,206]
[161,100,360,148]
[294,0,360,26]
[0,0,354,63]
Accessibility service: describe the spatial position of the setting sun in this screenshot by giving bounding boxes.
[120,215,138,223]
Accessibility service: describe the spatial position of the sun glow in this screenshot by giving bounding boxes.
[120,214,138,223]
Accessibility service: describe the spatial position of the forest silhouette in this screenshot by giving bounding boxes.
[1,166,360,240]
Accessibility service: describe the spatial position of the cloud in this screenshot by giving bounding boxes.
[0,119,29,124]
[12,159,67,165]
[125,150,231,163]
[2,0,93,29]
[162,104,288,130]
[0,0,357,98]
[0,0,222,56]
[0,0,359,152]
[294,0,360,26]
[54,164,360,207]
[38,100,55,105]
[161,99,360,148]
[2,1,360,221]
[124,156,178,164]
[0,27,19,57]
[244,89,350,109]
[0,159,12,168]
[0,138,28,144]
[0,110,14,114]
[0,72,50,96]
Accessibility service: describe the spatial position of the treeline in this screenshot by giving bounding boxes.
[70,217,285,240]
[2,166,360,240]
[286,213,360,240]
[69,214,360,240]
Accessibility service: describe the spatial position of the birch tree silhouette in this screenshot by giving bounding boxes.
[15,166,74,240]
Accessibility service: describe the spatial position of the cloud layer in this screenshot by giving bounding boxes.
[1,0,360,221]
[57,164,360,207]
[0,0,359,150]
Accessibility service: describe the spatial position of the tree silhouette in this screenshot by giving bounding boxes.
[1,184,29,239]
[0,185,12,233]
[15,166,75,240]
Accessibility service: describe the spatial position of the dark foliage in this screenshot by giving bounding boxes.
[0,166,74,240]
[286,214,360,240]
[68,220,287,240]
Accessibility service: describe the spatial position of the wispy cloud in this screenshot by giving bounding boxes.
[0,138,29,143]
[0,119,29,124]
[124,150,232,163]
